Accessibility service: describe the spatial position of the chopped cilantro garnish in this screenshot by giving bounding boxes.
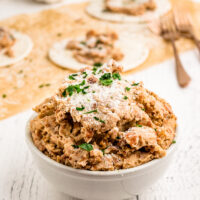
[98,69,103,74]
[84,110,98,114]
[39,83,50,88]
[92,91,96,93]
[72,143,93,151]
[72,145,79,149]
[94,116,105,123]
[92,63,102,75]
[2,94,7,98]
[136,124,142,127]
[92,66,98,75]
[82,86,89,95]
[125,87,130,91]
[82,72,88,78]
[96,40,101,45]
[69,74,78,80]
[69,75,76,80]
[172,140,176,144]
[62,80,88,97]
[101,149,105,155]
[80,41,86,45]
[76,105,85,111]
[100,73,113,86]
[124,96,128,100]
[38,84,44,88]
[79,80,86,86]
[94,62,102,67]
[132,83,139,86]
[79,143,93,151]
[82,90,87,95]
[67,85,75,96]
[100,79,113,86]
[112,72,121,80]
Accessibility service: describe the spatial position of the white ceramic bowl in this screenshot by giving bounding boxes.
[25,115,177,200]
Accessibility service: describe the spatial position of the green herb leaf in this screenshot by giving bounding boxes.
[67,85,74,96]
[124,96,128,100]
[76,105,85,111]
[72,145,79,149]
[94,116,105,123]
[82,72,88,78]
[99,73,113,86]
[38,84,44,88]
[94,62,102,67]
[98,69,103,74]
[84,109,98,114]
[69,74,78,80]
[79,80,85,86]
[80,41,86,45]
[112,72,121,80]
[2,94,7,98]
[79,143,93,151]
[136,124,142,127]
[45,83,51,87]
[172,140,176,144]
[132,83,139,86]
[125,87,130,91]
[101,149,105,155]
[39,83,50,88]
[92,67,98,75]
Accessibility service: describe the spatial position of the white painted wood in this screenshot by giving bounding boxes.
[0,0,200,199]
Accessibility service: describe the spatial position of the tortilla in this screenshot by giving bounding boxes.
[0,30,33,68]
[48,35,149,72]
[86,0,171,23]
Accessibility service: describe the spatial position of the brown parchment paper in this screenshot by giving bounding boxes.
[0,0,199,120]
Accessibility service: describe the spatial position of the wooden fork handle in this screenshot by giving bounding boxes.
[170,39,191,87]
[191,34,200,54]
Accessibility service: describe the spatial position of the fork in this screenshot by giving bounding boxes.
[160,14,191,88]
[173,8,200,54]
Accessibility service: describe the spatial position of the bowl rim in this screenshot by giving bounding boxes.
[25,113,178,177]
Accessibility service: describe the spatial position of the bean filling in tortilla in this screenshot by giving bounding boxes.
[66,30,124,65]
[0,27,15,57]
[105,0,156,16]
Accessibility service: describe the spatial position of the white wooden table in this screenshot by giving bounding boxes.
[1,0,200,199]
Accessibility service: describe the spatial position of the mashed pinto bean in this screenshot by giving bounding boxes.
[30,60,176,171]
[105,0,156,16]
